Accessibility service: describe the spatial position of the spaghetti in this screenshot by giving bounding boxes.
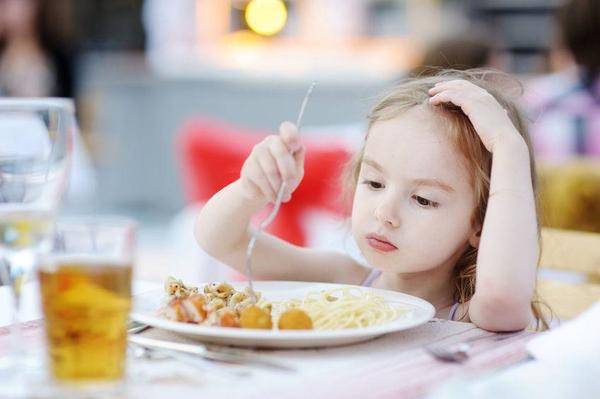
[271,287,404,330]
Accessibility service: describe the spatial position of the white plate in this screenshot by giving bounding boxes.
[131,281,435,348]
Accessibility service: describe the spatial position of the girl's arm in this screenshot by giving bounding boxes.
[195,122,366,285]
[430,81,538,331]
[470,137,537,330]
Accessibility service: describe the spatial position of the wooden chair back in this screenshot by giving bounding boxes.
[538,228,600,322]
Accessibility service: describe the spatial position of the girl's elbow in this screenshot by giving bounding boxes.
[470,294,532,332]
[194,219,219,257]
[194,220,206,247]
[473,314,531,332]
[194,218,246,266]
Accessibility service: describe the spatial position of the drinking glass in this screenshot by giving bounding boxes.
[0,98,73,377]
[38,218,135,387]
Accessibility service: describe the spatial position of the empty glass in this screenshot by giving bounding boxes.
[0,98,73,382]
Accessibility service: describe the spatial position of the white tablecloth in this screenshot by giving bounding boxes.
[0,282,535,399]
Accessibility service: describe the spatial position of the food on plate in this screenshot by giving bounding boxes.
[162,277,264,327]
[216,308,240,327]
[161,277,404,331]
[164,276,198,298]
[239,305,273,329]
[278,308,313,330]
[275,287,403,330]
[163,293,207,323]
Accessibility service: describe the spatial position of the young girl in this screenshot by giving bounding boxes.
[195,69,547,332]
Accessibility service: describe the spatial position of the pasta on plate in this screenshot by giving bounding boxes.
[161,277,406,331]
[273,287,404,330]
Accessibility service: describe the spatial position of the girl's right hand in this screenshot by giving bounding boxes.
[240,121,305,204]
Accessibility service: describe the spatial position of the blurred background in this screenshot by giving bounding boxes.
[1,0,599,321]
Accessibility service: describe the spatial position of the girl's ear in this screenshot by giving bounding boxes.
[469,228,482,248]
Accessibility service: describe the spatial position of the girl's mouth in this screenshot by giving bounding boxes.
[366,234,398,252]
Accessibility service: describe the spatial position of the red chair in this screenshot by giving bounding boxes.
[178,118,352,247]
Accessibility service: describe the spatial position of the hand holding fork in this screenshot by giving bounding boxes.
[242,83,315,299]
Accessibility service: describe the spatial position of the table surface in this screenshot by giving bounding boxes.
[0,282,535,399]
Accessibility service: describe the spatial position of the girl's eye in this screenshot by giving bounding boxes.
[361,180,384,190]
[413,195,439,208]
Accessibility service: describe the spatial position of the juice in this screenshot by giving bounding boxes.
[39,256,131,381]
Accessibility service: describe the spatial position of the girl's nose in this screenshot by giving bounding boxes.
[374,199,401,228]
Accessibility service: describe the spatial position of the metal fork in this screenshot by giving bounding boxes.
[244,82,316,300]
[425,331,524,362]
[425,342,471,363]
[128,320,150,334]
[127,321,294,372]
[127,323,252,377]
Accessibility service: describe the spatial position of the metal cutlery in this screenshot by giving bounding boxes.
[128,321,294,372]
[129,339,251,378]
[128,321,250,376]
[244,82,316,300]
[424,331,525,362]
[128,320,151,335]
[128,334,295,373]
[425,342,471,363]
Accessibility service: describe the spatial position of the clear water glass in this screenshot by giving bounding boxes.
[0,98,74,384]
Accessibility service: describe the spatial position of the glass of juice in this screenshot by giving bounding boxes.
[38,218,135,386]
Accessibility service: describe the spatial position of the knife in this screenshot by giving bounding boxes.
[128,335,295,373]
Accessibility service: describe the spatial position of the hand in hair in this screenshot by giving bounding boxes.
[239,121,305,204]
[428,79,523,153]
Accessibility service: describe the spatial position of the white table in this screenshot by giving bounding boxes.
[0,282,535,399]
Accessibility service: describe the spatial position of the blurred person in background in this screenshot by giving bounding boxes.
[0,0,73,98]
[525,0,600,233]
[0,0,94,208]
[525,0,600,160]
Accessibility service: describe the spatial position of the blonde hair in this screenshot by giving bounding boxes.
[343,69,550,330]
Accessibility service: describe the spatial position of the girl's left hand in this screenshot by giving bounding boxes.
[428,79,522,153]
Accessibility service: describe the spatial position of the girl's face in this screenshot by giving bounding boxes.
[351,105,480,274]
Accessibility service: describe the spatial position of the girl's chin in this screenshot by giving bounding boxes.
[363,254,432,274]
[362,254,402,272]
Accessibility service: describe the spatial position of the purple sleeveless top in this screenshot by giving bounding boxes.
[361,268,460,321]
[360,268,382,288]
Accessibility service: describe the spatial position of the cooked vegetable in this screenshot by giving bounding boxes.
[239,305,273,329]
[278,308,313,330]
